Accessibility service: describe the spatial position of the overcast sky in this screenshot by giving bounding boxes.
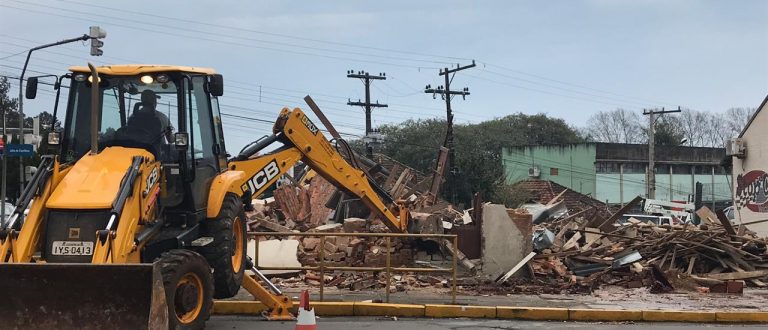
[1,0,766,151]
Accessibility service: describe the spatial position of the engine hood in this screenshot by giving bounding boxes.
[46,147,154,209]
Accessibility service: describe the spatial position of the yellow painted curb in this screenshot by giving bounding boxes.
[213,301,268,315]
[716,311,768,322]
[307,302,356,316]
[213,300,768,323]
[642,310,716,322]
[569,309,643,321]
[425,305,497,318]
[353,302,425,317]
[496,306,569,321]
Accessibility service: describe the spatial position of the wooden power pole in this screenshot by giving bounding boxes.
[643,106,681,199]
[424,60,475,203]
[347,70,387,158]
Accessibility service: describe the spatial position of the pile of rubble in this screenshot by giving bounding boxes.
[247,149,768,297]
[518,203,768,294]
[269,271,457,292]
[245,151,477,291]
[294,220,414,268]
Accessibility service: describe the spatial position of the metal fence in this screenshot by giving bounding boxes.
[249,231,459,304]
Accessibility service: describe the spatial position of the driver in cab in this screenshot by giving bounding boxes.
[119,89,174,159]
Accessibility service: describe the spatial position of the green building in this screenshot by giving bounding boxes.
[502,143,731,207]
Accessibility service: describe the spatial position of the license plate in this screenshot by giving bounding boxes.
[52,241,94,256]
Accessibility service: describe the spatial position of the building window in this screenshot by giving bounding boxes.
[695,165,712,174]
[714,166,728,175]
[596,162,620,174]
[672,164,690,174]
[623,163,645,174]
[550,167,559,176]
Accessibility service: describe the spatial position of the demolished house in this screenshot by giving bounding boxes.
[247,153,768,295]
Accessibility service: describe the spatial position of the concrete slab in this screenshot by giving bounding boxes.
[249,239,301,275]
[480,204,532,279]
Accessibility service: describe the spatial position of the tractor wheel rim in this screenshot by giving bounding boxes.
[175,273,204,324]
[232,216,244,272]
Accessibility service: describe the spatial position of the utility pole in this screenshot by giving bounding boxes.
[424,60,475,203]
[643,106,681,199]
[346,70,387,158]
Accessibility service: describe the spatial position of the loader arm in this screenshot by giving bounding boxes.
[229,107,408,233]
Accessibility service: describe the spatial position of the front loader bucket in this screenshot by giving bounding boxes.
[0,263,168,330]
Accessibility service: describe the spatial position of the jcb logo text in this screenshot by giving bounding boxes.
[242,160,280,193]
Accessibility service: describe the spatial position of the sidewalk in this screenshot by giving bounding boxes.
[230,285,768,312]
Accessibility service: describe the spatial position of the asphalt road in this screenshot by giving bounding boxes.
[208,316,766,329]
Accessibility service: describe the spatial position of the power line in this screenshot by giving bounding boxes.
[3,1,443,70]
[0,49,28,60]
[464,72,636,109]
[0,38,491,124]
[479,62,681,107]
[478,68,655,108]
[54,0,473,63]
[3,3,690,114]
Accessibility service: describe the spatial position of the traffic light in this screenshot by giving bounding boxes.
[89,26,106,56]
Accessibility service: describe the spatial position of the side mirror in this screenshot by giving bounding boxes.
[207,74,223,97]
[174,132,189,150]
[25,77,38,99]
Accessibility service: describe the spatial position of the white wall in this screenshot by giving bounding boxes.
[733,95,768,237]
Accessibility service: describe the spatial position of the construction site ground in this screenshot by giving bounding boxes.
[227,285,768,312]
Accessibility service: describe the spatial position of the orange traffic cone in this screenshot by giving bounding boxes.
[295,290,317,330]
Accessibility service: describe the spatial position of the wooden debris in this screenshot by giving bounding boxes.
[529,203,768,292]
[496,252,536,284]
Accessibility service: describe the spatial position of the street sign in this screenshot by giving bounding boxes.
[6,144,34,157]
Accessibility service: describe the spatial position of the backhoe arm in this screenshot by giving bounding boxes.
[229,107,408,232]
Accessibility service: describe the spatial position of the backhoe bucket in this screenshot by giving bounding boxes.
[0,263,168,329]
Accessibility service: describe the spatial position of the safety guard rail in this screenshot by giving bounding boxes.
[249,231,459,304]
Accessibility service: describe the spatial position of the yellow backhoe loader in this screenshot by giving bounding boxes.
[0,64,410,329]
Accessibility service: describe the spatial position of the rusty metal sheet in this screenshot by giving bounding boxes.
[0,263,167,329]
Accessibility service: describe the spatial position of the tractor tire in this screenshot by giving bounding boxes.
[157,249,213,330]
[201,194,247,299]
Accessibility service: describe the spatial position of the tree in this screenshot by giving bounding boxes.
[676,109,710,147]
[583,107,753,147]
[705,112,732,148]
[651,115,685,146]
[584,108,643,143]
[724,107,756,138]
[0,77,17,119]
[375,113,583,206]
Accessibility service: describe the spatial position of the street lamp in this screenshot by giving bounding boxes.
[1,26,106,224]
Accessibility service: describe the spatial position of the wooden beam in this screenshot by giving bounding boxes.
[703,269,768,281]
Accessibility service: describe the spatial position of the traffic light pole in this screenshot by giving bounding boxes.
[3,33,92,222]
[1,99,6,223]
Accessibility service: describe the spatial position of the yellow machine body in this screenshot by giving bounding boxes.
[0,64,408,328]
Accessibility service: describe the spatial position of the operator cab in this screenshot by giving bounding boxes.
[47,65,228,215]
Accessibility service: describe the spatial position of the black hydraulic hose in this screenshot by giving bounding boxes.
[233,133,281,161]
[99,156,143,243]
